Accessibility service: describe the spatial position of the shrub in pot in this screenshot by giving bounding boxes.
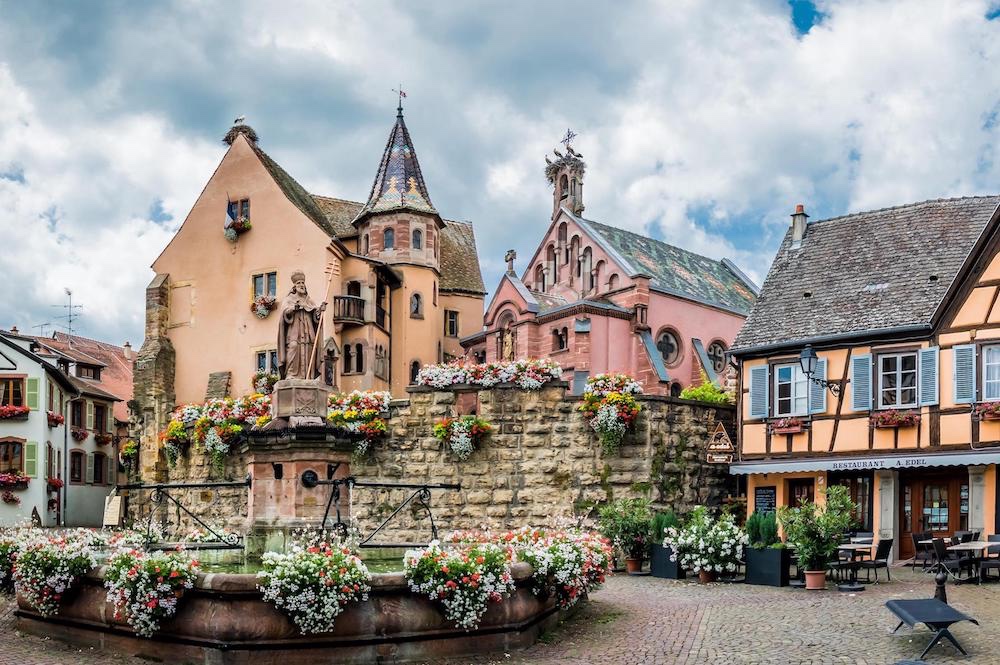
[598,498,652,574]
[649,511,684,579]
[744,511,790,587]
[777,485,855,590]
[664,506,747,583]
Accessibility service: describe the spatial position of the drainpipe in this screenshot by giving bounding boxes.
[61,392,69,527]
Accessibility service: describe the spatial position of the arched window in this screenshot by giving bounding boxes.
[363,234,369,254]
[570,178,577,196]
[410,292,423,318]
[656,328,682,367]
[535,264,546,292]
[571,236,581,278]
[343,345,354,374]
[559,174,569,199]
[547,245,558,283]
[608,273,620,290]
[670,382,683,398]
[383,228,395,250]
[707,340,728,375]
[412,228,423,250]
[355,343,364,374]
[594,259,605,292]
[410,361,421,384]
[558,222,569,262]
[581,247,593,291]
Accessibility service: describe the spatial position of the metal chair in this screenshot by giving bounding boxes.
[860,539,893,583]
[932,537,972,579]
[910,531,933,570]
[978,535,1000,581]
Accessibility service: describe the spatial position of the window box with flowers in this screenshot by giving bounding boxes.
[47,477,64,493]
[433,415,492,460]
[0,405,30,420]
[47,411,65,428]
[870,409,920,429]
[71,427,89,442]
[94,432,114,446]
[975,402,1000,421]
[770,417,804,435]
[0,472,29,491]
[224,215,252,243]
[251,295,277,319]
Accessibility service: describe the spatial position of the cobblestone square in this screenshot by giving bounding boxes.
[5,567,1000,664]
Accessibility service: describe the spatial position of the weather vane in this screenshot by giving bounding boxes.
[392,84,407,113]
[560,128,577,147]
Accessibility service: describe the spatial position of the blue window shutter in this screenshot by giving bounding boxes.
[810,358,827,414]
[851,354,872,411]
[749,365,769,419]
[953,344,977,404]
[919,347,939,406]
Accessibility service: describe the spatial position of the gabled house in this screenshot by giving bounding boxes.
[463,141,757,395]
[731,196,1000,560]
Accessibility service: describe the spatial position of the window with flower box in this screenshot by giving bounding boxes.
[0,377,24,407]
[0,439,24,474]
[878,352,917,409]
[774,364,808,417]
[253,271,277,299]
[256,350,278,374]
[983,345,1000,401]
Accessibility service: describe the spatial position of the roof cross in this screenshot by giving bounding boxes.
[560,128,577,148]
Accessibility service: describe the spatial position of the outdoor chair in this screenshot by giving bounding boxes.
[932,537,972,579]
[978,535,1000,581]
[910,532,933,570]
[860,539,893,583]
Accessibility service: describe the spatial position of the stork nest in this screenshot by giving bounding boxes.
[223,124,259,146]
[544,154,586,183]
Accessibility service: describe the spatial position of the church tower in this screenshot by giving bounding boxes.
[545,138,585,220]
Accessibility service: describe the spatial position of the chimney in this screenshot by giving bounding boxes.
[9,326,18,335]
[122,341,133,361]
[791,203,809,248]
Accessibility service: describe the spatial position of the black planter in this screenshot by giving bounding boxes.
[650,545,685,579]
[745,547,791,587]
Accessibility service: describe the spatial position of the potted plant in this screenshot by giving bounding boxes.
[664,506,747,583]
[777,485,855,590]
[975,402,1000,421]
[744,511,790,586]
[598,498,652,574]
[649,511,684,579]
[770,417,803,435]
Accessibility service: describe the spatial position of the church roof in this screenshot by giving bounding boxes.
[568,211,757,316]
[355,109,437,221]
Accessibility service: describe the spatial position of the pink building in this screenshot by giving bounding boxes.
[462,143,757,395]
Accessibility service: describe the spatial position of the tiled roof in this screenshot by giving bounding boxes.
[33,332,134,421]
[355,110,436,220]
[528,290,567,313]
[732,196,1000,353]
[312,196,362,238]
[439,220,486,294]
[251,143,342,238]
[572,213,757,315]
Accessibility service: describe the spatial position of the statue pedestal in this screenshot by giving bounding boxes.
[266,378,331,428]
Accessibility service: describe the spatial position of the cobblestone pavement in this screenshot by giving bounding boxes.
[3,567,1000,664]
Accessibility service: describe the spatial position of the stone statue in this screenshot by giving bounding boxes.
[501,327,515,361]
[277,271,327,381]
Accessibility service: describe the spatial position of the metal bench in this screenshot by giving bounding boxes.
[886,598,979,660]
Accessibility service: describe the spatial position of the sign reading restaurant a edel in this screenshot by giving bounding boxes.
[731,450,1000,475]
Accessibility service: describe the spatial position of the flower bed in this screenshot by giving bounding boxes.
[160,394,271,467]
[105,548,199,637]
[433,415,492,460]
[870,409,920,429]
[0,405,30,420]
[326,390,391,456]
[578,373,642,455]
[47,411,65,427]
[664,506,748,580]
[13,531,97,616]
[257,539,371,635]
[415,359,563,390]
[251,295,277,319]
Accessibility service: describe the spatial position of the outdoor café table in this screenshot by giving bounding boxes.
[886,598,979,660]
[947,541,994,584]
[836,543,873,592]
[850,536,873,544]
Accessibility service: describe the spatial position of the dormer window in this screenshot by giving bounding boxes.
[77,365,100,381]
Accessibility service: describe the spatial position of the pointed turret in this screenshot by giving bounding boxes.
[354,106,438,224]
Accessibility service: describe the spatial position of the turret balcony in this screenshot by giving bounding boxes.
[332,295,366,326]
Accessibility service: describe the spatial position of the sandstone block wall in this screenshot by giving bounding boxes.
[127,382,735,545]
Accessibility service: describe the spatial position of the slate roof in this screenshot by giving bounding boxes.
[529,290,568,312]
[312,195,362,238]
[355,110,437,220]
[439,220,486,294]
[731,196,1000,353]
[33,332,134,421]
[571,213,757,315]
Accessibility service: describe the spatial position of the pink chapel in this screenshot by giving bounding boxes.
[462,140,758,395]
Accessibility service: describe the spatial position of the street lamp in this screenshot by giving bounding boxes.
[798,344,842,396]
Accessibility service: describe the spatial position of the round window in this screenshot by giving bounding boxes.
[707,341,728,374]
[656,329,681,366]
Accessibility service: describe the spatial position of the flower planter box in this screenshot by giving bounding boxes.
[771,425,803,435]
[650,545,685,580]
[872,421,918,429]
[0,481,28,491]
[745,547,791,587]
[981,412,1000,421]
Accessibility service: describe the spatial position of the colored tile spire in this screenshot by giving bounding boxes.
[358,105,437,217]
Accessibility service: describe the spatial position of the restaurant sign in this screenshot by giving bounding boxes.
[829,457,930,471]
[706,423,734,464]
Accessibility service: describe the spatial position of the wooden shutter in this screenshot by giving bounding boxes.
[919,346,940,406]
[850,354,872,411]
[85,453,95,484]
[749,365,769,419]
[108,454,116,486]
[86,401,94,429]
[25,377,39,410]
[24,441,38,478]
[953,344,977,404]
[107,404,114,432]
[809,358,827,414]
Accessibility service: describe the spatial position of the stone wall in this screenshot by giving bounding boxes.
[126,382,735,546]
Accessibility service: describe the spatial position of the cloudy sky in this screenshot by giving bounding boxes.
[3,0,1000,346]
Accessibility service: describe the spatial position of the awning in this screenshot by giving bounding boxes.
[730,450,1000,475]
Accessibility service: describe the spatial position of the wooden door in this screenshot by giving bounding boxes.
[899,471,970,560]
[787,478,815,507]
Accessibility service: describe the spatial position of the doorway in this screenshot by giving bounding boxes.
[898,469,970,560]
[787,478,815,507]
